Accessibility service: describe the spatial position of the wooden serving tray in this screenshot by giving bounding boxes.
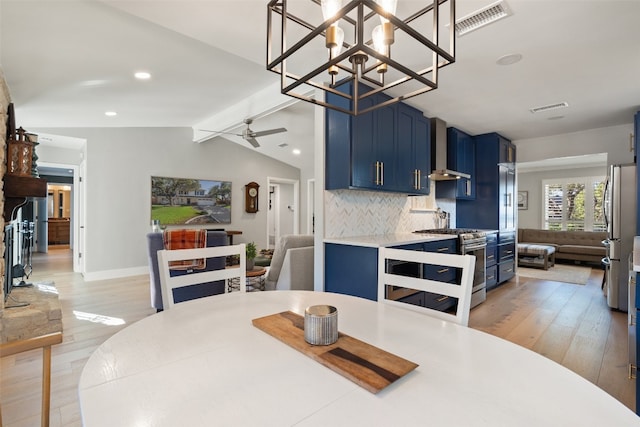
[252,311,418,394]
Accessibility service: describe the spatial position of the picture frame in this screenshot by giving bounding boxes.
[151,176,232,225]
[518,191,528,210]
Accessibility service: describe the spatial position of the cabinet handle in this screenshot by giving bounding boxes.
[413,169,422,190]
[375,162,379,185]
[437,247,449,252]
[375,161,382,186]
[380,162,384,186]
[466,179,471,196]
[630,133,634,153]
[487,255,495,260]
[506,193,512,207]
[437,268,450,274]
[487,275,495,280]
[505,250,513,254]
[436,295,449,302]
[506,268,513,273]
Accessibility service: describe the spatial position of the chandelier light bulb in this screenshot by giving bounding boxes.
[374,0,398,24]
[372,25,389,73]
[321,0,343,22]
[328,25,345,75]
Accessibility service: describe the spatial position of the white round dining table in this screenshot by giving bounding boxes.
[78,291,639,426]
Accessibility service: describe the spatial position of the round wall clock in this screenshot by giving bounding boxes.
[245,182,259,213]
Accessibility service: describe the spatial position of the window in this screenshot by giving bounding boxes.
[542,176,605,231]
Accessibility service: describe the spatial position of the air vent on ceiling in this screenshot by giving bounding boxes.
[454,1,512,36]
[530,102,569,114]
[278,143,289,148]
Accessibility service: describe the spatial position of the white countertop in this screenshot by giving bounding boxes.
[79,291,639,427]
[634,236,640,272]
[324,233,456,248]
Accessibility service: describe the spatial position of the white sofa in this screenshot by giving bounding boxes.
[265,235,314,291]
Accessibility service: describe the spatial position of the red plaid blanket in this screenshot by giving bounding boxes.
[163,229,207,270]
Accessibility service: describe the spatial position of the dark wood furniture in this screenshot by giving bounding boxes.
[3,175,47,222]
[47,219,70,245]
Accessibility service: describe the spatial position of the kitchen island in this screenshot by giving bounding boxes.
[324,233,457,301]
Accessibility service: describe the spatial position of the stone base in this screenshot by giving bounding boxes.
[1,281,63,343]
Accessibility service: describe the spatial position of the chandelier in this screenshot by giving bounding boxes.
[267,0,456,115]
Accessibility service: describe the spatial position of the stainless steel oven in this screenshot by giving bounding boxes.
[460,235,487,308]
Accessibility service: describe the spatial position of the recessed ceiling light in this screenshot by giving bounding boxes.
[105,111,117,117]
[134,71,151,80]
[496,53,522,66]
[292,149,301,155]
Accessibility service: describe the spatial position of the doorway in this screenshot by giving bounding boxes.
[34,162,84,274]
[266,177,299,249]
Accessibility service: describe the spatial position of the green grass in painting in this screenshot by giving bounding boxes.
[151,206,206,224]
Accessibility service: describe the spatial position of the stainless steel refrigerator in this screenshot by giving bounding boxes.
[603,163,637,312]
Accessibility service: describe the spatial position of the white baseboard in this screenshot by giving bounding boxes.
[83,266,149,282]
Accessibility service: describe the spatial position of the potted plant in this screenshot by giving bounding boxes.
[246,242,257,271]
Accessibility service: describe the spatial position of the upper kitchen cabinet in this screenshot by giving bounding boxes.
[457,132,517,232]
[444,127,476,200]
[396,103,431,194]
[325,81,430,195]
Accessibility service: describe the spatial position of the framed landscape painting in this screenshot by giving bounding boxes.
[151,176,232,225]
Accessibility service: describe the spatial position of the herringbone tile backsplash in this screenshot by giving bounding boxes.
[325,189,456,238]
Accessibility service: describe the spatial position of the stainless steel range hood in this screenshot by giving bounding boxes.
[429,118,471,181]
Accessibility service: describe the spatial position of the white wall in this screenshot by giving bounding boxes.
[35,127,300,280]
[514,122,634,230]
[518,166,607,229]
[515,123,634,165]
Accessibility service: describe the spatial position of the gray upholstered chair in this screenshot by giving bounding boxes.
[265,234,314,291]
[146,230,227,311]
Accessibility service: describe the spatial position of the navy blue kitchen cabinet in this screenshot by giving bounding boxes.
[324,238,457,304]
[422,239,458,311]
[457,132,516,286]
[324,244,379,301]
[485,232,498,290]
[442,127,476,200]
[325,82,431,194]
[497,231,516,283]
[396,103,431,194]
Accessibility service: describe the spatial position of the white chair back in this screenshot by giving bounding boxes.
[158,244,246,310]
[378,248,475,326]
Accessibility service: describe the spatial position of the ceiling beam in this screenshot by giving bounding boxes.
[192,82,314,143]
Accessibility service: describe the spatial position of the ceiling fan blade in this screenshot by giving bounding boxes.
[251,127,287,138]
[197,129,243,137]
[245,137,261,148]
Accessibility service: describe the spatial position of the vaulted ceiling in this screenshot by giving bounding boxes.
[2,0,639,170]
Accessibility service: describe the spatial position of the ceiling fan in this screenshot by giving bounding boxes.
[199,119,287,148]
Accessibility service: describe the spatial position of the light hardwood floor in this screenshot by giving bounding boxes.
[469,266,636,412]
[0,250,635,426]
